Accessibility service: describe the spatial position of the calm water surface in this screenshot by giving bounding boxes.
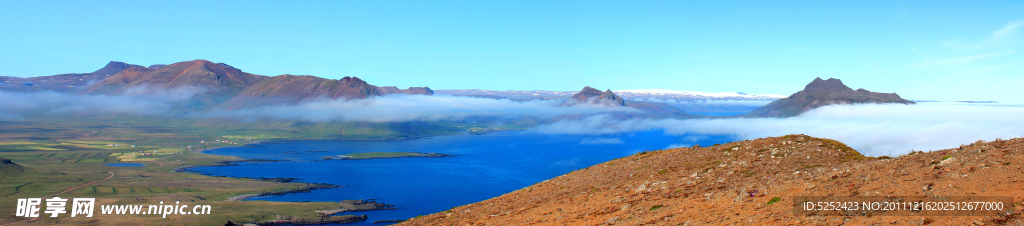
[189,130,736,225]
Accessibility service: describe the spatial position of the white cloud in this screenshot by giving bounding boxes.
[199,94,638,123]
[675,99,775,107]
[991,19,1024,40]
[534,103,1024,157]
[579,137,624,145]
[631,98,773,107]
[914,51,1015,68]
[0,86,207,118]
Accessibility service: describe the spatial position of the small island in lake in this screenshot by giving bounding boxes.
[322,152,454,160]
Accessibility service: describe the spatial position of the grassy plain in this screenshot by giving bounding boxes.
[0,122,356,225]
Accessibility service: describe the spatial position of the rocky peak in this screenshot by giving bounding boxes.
[802,77,853,94]
[92,61,144,76]
[216,62,240,71]
[333,76,380,98]
[575,86,603,97]
[340,76,368,86]
[570,86,626,106]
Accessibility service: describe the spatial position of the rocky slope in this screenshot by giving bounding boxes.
[747,78,914,117]
[402,135,1023,225]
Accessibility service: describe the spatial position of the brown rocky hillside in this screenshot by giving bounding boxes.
[403,135,1023,225]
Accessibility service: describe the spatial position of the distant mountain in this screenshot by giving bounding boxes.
[615,89,785,101]
[219,75,431,110]
[91,61,145,77]
[439,88,695,118]
[82,60,267,95]
[377,86,434,95]
[746,77,914,117]
[0,60,434,111]
[436,89,786,103]
[569,86,626,106]
[434,89,576,99]
[623,100,694,118]
[0,61,145,92]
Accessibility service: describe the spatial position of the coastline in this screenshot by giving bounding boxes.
[177,130,522,192]
[166,131,513,224]
[225,183,340,201]
[176,130,509,175]
[242,128,521,144]
[176,146,343,201]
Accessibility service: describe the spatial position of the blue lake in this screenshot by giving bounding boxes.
[189,130,737,225]
[105,163,146,167]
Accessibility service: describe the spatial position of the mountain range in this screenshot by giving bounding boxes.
[1,62,917,120]
[0,60,434,111]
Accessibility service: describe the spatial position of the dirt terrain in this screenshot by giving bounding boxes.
[403,135,1023,225]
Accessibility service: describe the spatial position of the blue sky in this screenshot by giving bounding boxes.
[1,1,1022,103]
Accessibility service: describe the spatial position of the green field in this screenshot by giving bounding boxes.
[0,121,369,225]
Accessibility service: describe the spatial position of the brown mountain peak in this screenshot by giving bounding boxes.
[92,61,144,76]
[187,59,214,64]
[340,76,367,85]
[802,77,853,94]
[570,86,626,106]
[579,86,601,93]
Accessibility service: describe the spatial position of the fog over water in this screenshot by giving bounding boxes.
[535,103,1024,156]
[198,94,638,122]
[3,87,1018,157]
